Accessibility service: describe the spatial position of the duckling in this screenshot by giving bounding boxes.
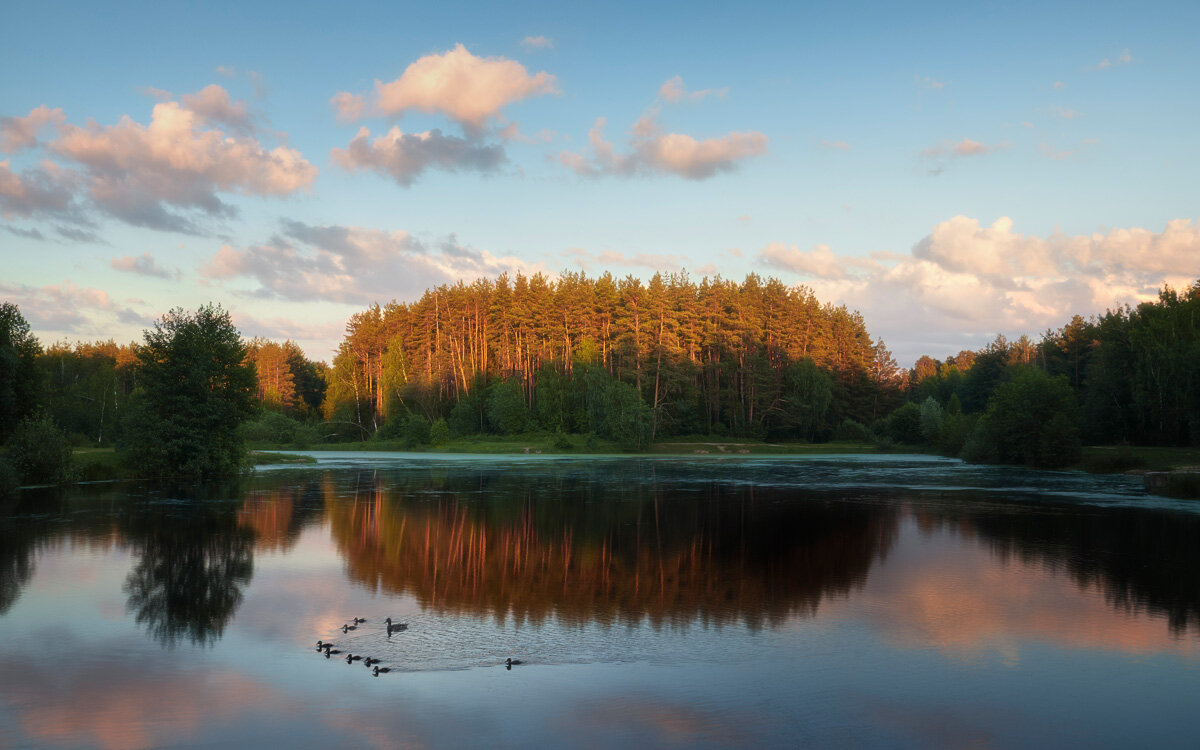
[505,658,523,668]
[352,617,367,624]
[363,657,377,667]
[345,653,362,663]
[373,666,391,676]
[324,648,341,656]
[342,623,357,633]
[315,640,330,651]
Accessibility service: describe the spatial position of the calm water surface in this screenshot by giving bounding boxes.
[1,454,1198,749]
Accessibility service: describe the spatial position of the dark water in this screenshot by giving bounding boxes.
[1,454,1198,749]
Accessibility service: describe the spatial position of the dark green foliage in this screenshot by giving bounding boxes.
[832,419,872,443]
[967,367,1081,468]
[0,302,42,443]
[935,412,975,456]
[882,402,923,445]
[376,413,431,448]
[584,366,653,449]
[1079,446,1148,474]
[430,418,450,446]
[122,305,257,478]
[241,411,319,448]
[487,379,531,434]
[5,412,74,485]
[0,449,20,496]
[776,359,833,441]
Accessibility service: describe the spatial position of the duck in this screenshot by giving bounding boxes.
[324,648,341,656]
[352,617,367,624]
[342,623,357,633]
[373,666,391,676]
[345,653,362,663]
[363,657,378,667]
[315,640,331,651]
[505,658,523,668]
[385,617,408,633]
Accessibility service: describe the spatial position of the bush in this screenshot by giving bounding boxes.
[429,418,450,447]
[0,449,18,496]
[919,397,944,443]
[376,414,432,449]
[552,431,574,450]
[882,402,923,444]
[6,412,74,485]
[936,412,974,456]
[833,419,872,443]
[964,367,1081,468]
[241,411,318,447]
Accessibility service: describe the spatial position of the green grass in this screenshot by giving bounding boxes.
[71,447,130,481]
[1078,445,1200,473]
[249,451,317,465]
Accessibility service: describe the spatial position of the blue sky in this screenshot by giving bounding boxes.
[2,0,1197,365]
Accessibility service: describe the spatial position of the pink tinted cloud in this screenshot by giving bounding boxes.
[0,105,66,153]
[334,44,558,130]
[330,126,507,186]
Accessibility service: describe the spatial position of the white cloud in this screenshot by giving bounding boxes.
[0,106,65,153]
[657,76,727,103]
[330,126,507,186]
[1092,48,1133,70]
[180,84,254,133]
[47,98,316,233]
[200,219,542,303]
[560,115,766,180]
[520,35,554,50]
[755,215,1200,364]
[333,44,558,131]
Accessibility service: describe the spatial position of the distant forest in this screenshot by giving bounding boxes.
[5,272,1199,458]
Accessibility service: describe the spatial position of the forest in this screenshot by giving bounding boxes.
[1,273,1198,484]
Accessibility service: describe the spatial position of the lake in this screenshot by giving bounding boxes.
[1,453,1197,748]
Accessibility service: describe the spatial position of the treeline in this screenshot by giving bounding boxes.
[320,272,903,446]
[888,281,1200,467]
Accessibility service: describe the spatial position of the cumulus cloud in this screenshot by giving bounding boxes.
[330,126,507,186]
[333,44,558,130]
[520,35,554,50]
[1092,48,1133,70]
[756,215,1200,364]
[200,219,541,303]
[658,76,727,103]
[110,252,178,279]
[47,98,316,233]
[180,84,254,133]
[560,115,767,180]
[0,280,150,333]
[0,106,65,153]
[0,159,87,223]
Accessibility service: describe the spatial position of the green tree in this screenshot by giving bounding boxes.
[122,305,257,478]
[487,379,531,434]
[968,366,1081,468]
[5,411,74,485]
[0,302,43,442]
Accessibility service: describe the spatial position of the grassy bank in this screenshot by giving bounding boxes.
[1076,445,1200,474]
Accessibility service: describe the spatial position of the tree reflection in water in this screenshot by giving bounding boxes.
[120,485,255,647]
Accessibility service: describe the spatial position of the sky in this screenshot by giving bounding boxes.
[2,0,1197,366]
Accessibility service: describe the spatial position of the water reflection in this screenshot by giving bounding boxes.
[324,467,898,628]
[120,503,255,647]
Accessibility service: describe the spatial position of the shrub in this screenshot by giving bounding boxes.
[241,411,318,447]
[919,397,944,443]
[552,431,574,450]
[0,449,18,496]
[6,412,74,485]
[833,419,872,443]
[884,402,923,444]
[429,418,450,447]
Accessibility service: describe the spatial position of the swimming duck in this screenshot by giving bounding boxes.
[342,623,357,633]
[315,640,329,651]
[373,666,391,676]
[345,653,362,663]
[363,657,377,667]
[324,648,341,655]
[505,658,523,668]
[385,617,408,633]
[353,617,367,624]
